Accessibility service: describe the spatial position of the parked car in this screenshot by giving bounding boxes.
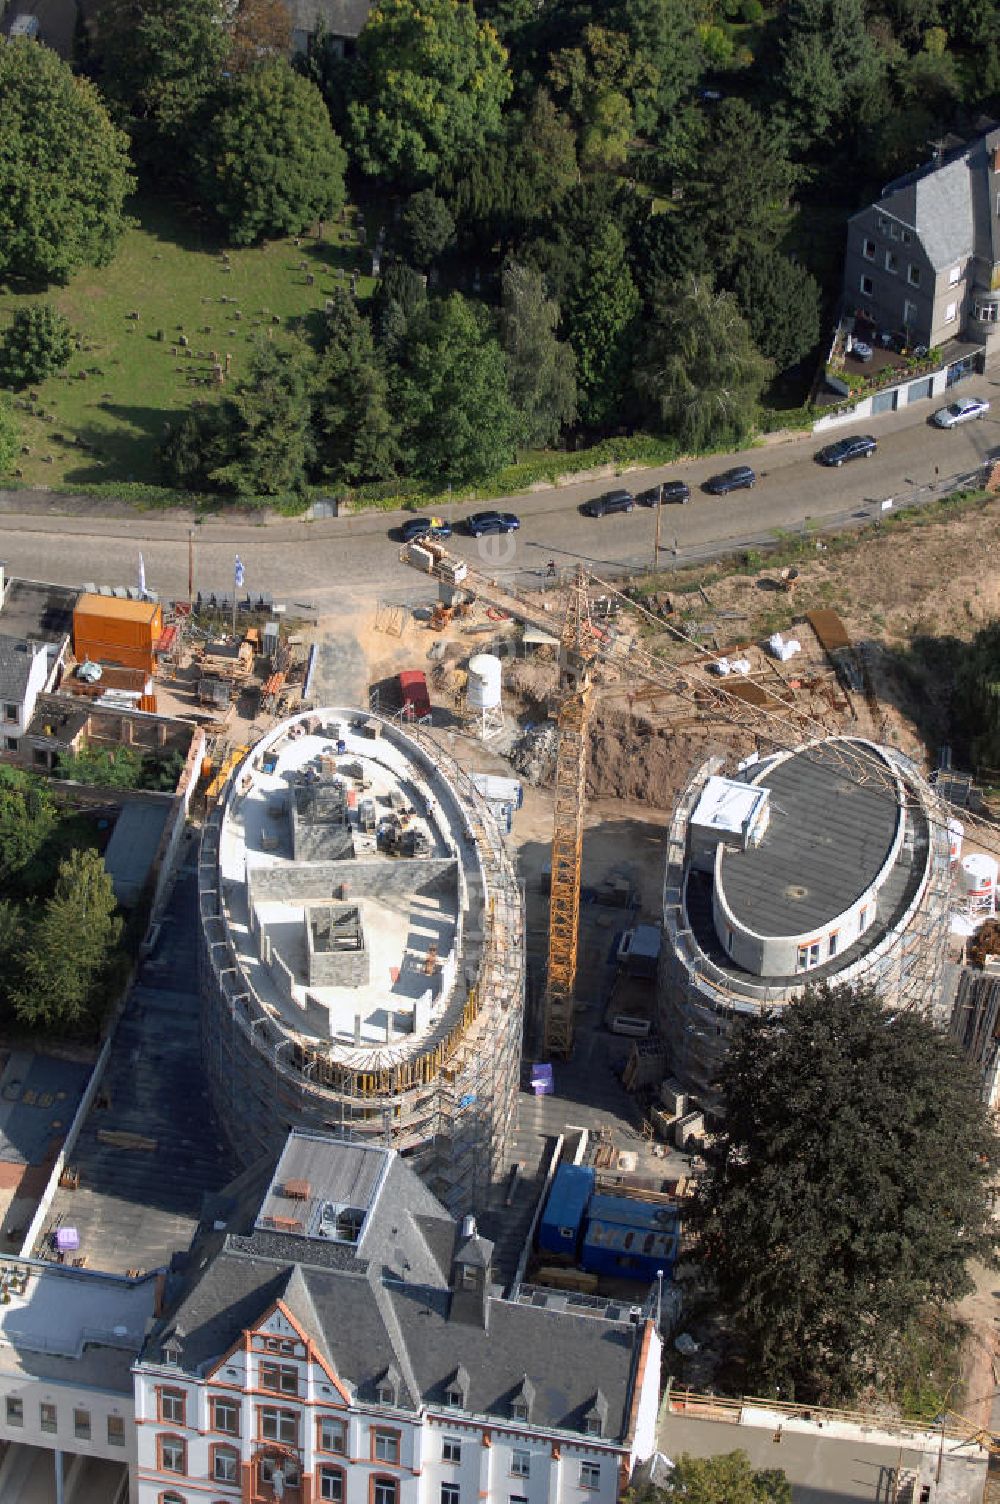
[582,488,635,518]
[465,510,520,536]
[815,434,878,466]
[636,481,690,505]
[932,395,991,428]
[400,516,452,543]
[703,465,756,495]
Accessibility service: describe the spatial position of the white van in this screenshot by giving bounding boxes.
[608,1014,652,1039]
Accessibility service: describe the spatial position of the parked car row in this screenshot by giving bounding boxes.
[396,402,992,540]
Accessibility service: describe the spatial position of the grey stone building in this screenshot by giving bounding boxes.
[842,123,1000,362]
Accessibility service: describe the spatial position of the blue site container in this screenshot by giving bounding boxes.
[580,1194,680,1281]
[537,1164,595,1259]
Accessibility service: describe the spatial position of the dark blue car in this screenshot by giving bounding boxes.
[466,511,520,537]
[703,465,756,495]
[400,516,452,543]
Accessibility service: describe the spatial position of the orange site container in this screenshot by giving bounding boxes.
[73,595,163,675]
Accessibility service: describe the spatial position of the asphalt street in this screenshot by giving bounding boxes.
[0,390,996,612]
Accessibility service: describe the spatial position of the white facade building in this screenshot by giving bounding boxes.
[133,1132,661,1504]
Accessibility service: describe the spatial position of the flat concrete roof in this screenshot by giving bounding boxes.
[656,1407,987,1503]
[0,1258,155,1392]
[0,578,75,646]
[256,1133,390,1244]
[218,713,472,1058]
[717,743,903,937]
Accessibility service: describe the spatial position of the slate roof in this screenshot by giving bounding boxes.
[871,123,1000,273]
[0,634,40,705]
[285,0,371,38]
[145,1139,643,1442]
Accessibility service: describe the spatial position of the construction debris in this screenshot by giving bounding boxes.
[510,724,558,786]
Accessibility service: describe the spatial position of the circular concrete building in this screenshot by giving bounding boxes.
[659,736,952,1111]
[198,708,524,1216]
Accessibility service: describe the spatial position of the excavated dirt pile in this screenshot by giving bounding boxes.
[587,709,755,809]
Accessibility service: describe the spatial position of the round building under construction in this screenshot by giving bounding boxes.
[659,736,953,1112]
[198,708,524,1216]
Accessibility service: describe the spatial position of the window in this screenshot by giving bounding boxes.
[441,1486,461,1504]
[885,250,898,273]
[212,1398,239,1436]
[161,1495,186,1504]
[907,264,920,286]
[261,1360,298,1395]
[374,1479,398,1504]
[796,942,820,972]
[159,1435,186,1473]
[903,299,919,327]
[321,1467,345,1503]
[264,1337,296,1355]
[107,1415,125,1447]
[40,1403,56,1433]
[373,1428,400,1464]
[445,1386,464,1408]
[261,1458,301,1488]
[74,1408,91,1440]
[945,300,959,322]
[3,703,17,723]
[260,1408,298,1444]
[902,229,912,244]
[828,931,839,958]
[889,222,900,240]
[585,1417,603,1438]
[213,1446,239,1484]
[511,1450,530,1478]
[862,238,876,260]
[949,264,961,285]
[2,736,17,753]
[459,1266,477,1290]
[859,905,871,932]
[377,1380,398,1406]
[443,1437,462,1464]
[580,1463,602,1491]
[159,1389,186,1425]
[860,275,874,296]
[510,1496,529,1504]
[976,302,1000,323]
[6,1397,23,1425]
[877,215,888,234]
[511,1400,529,1422]
[319,1415,346,1453]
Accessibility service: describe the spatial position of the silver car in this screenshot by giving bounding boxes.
[932,395,990,427]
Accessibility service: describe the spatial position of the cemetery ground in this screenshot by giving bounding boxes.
[0,196,378,494]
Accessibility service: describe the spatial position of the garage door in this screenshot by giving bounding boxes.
[872,388,898,414]
[907,377,933,403]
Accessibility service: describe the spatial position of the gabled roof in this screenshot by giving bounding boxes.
[0,634,40,705]
[878,156,974,270]
[285,0,371,38]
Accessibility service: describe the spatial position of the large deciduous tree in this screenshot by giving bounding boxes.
[393,294,516,483]
[348,0,512,184]
[635,277,770,450]
[778,0,886,148]
[93,0,226,162]
[13,848,123,1031]
[499,261,577,448]
[0,40,135,285]
[689,983,999,1401]
[634,1452,792,1504]
[198,61,346,245]
[0,305,73,389]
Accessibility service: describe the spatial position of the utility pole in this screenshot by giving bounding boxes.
[188,528,195,608]
[653,483,663,573]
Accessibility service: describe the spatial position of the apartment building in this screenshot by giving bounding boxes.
[133,1131,662,1504]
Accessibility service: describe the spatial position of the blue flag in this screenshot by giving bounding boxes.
[234,556,245,590]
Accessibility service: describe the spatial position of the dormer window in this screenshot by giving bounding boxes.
[376,1365,401,1408]
[444,1365,469,1410]
[584,1390,608,1439]
[510,1376,534,1424]
[445,1387,463,1408]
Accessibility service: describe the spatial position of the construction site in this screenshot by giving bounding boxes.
[198,705,524,1217]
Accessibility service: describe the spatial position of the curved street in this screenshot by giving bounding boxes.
[0,393,996,611]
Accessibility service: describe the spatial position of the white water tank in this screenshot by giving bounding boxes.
[467,653,502,710]
[959,853,998,900]
[948,817,965,867]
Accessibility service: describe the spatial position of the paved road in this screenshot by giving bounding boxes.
[0,393,996,611]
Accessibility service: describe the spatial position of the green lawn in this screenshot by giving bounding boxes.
[0,197,377,491]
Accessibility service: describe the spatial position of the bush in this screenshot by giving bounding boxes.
[0,397,18,473]
[0,305,73,389]
[741,0,764,20]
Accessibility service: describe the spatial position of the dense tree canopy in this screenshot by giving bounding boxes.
[732,252,822,374]
[393,293,516,482]
[689,983,999,1401]
[198,62,347,244]
[0,305,73,389]
[500,261,577,447]
[0,40,135,285]
[634,1452,791,1504]
[563,219,639,429]
[0,399,17,476]
[313,291,398,484]
[348,0,513,183]
[13,848,123,1031]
